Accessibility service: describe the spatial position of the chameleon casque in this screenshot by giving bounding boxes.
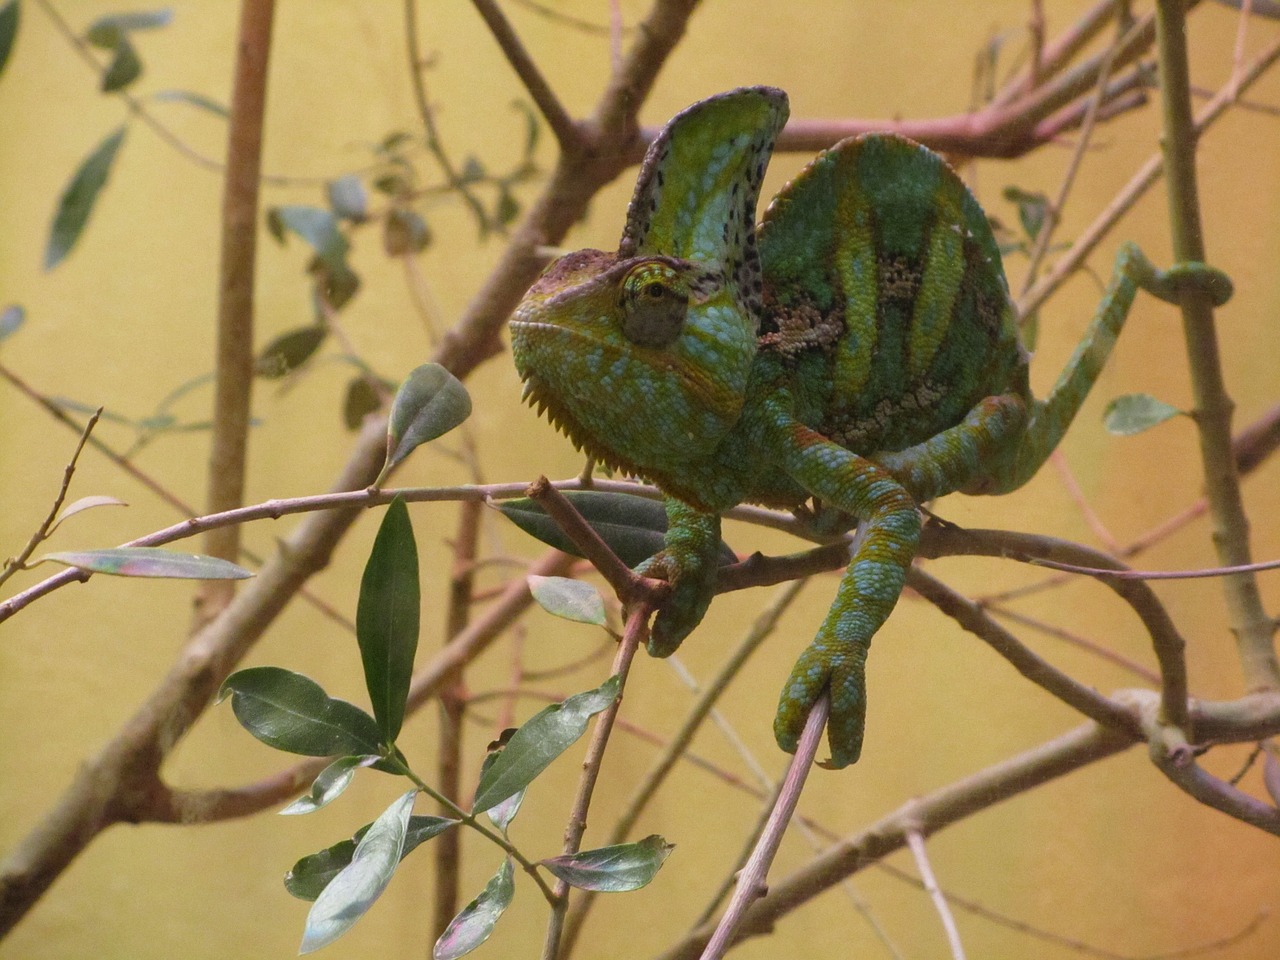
[509,87,1230,769]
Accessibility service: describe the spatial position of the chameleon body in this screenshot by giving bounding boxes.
[510,87,1230,768]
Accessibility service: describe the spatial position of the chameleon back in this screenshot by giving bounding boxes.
[757,134,1030,457]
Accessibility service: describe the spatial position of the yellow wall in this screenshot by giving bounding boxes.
[2,2,1279,958]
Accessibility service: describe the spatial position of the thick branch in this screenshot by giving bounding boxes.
[199,0,275,623]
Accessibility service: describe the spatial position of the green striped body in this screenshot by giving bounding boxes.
[759,134,1027,460]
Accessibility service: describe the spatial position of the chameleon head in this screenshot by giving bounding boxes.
[509,87,791,484]
[509,247,757,481]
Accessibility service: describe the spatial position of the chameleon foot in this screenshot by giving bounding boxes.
[774,640,868,769]
[637,551,717,658]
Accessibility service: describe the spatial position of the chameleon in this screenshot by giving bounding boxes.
[508,87,1231,769]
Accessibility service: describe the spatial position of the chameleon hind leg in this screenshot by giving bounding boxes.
[773,393,1030,768]
[765,399,924,769]
[989,242,1232,494]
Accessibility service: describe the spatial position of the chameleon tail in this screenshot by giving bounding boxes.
[995,242,1231,493]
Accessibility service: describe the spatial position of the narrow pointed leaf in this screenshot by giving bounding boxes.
[101,36,141,92]
[378,364,471,481]
[356,496,420,742]
[497,491,735,568]
[219,666,384,757]
[45,127,127,269]
[151,88,229,117]
[85,9,173,46]
[1264,752,1280,808]
[0,304,25,342]
[255,325,327,378]
[49,495,127,532]
[327,175,367,222]
[541,835,673,892]
[300,790,416,953]
[41,547,251,579]
[0,1,18,81]
[1103,393,1182,436]
[478,748,525,832]
[285,815,458,900]
[279,755,379,816]
[433,859,514,960]
[471,674,620,814]
[527,575,606,626]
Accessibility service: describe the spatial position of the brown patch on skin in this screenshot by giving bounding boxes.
[526,249,617,298]
[758,294,845,357]
[879,254,922,301]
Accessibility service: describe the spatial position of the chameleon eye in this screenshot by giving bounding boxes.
[621,263,687,349]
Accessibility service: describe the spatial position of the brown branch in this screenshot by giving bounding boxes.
[654,722,1135,960]
[196,0,275,626]
[470,0,582,150]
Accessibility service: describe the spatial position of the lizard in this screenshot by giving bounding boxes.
[508,86,1231,769]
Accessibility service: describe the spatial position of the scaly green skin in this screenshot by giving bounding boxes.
[510,87,1232,769]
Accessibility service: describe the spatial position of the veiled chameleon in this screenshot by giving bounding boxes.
[509,87,1230,768]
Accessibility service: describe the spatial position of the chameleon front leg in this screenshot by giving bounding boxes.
[765,401,923,769]
[992,242,1232,493]
[637,497,723,658]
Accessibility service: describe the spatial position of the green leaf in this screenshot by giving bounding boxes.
[269,205,349,270]
[0,304,24,342]
[512,99,539,161]
[279,755,379,816]
[527,575,606,626]
[378,364,471,483]
[300,789,416,953]
[540,835,673,892]
[494,188,519,227]
[433,859,514,960]
[0,1,19,81]
[1102,393,1182,436]
[45,127,127,270]
[471,674,620,814]
[383,208,430,255]
[48,495,127,533]
[1003,185,1049,241]
[497,491,736,569]
[343,375,383,430]
[255,325,328,378]
[151,88,229,118]
[478,744,525,833]
[101,36,141,92]
[373,172,411,197]
[1019,311,1039,353]
[219,666,384,757]
[459,155,485,184]
[357,496,420,743]
[328,175,368,222]
[85,9,173,47]
[285,815,458,900]
[41,546,251,579]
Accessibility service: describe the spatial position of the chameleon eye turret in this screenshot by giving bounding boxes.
[510,87,1232,768]
[620,262,687,348]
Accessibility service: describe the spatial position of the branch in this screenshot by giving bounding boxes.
[654,722,1134,960]
[1153,0,1280,691]
[198,0,275,625]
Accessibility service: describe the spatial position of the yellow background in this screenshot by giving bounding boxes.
[2,2,1279,958]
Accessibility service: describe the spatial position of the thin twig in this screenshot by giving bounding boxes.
[698,693,828,960]
[470,0,582,150]
[541,605,648,960]
[905,825,967,960]
[0,409,102,590]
